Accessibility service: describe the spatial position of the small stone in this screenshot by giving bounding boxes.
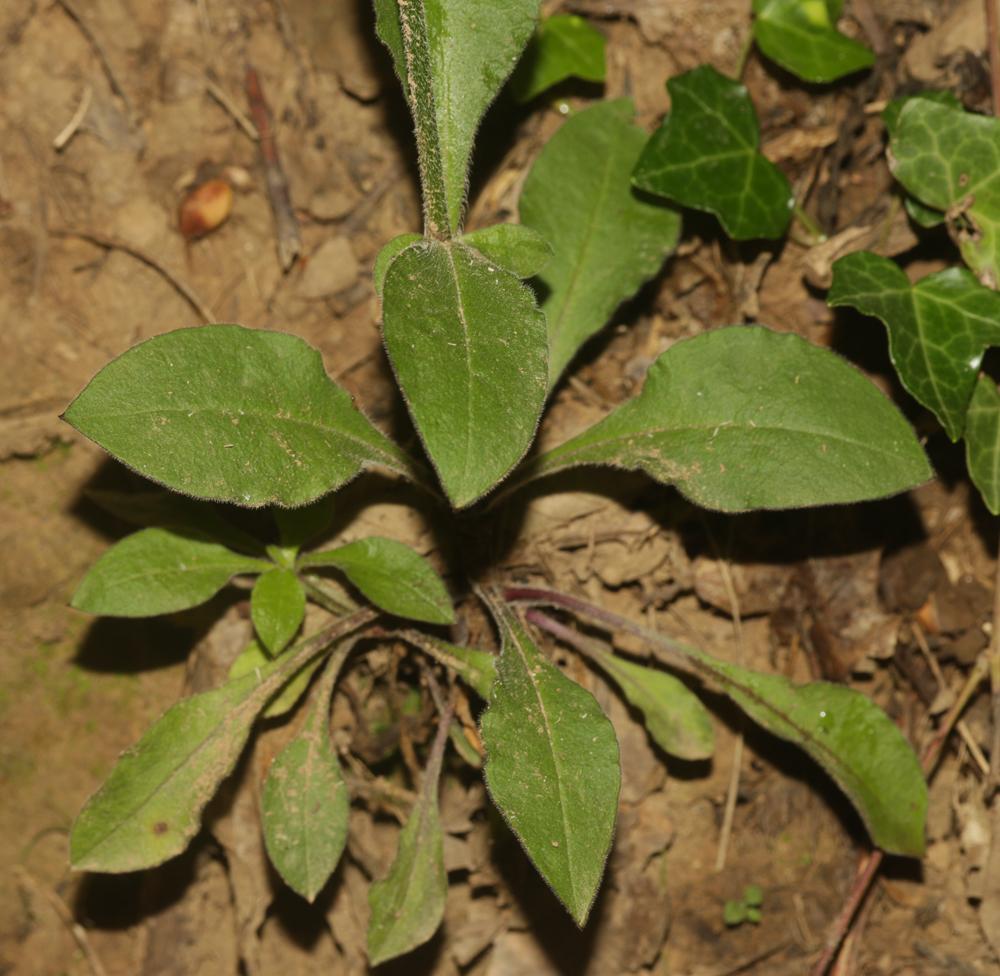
[309,187,357,221]
[297,237,359,298]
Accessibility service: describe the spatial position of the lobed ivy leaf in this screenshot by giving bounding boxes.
[72,527,268,617]
[890,99,1000,288]
[520,99,681,386]
[508,13,606,103]
[460,224,553,279]
[964,375,1000,514]
[262,647,351,901]
[63,325,419,508]
[751,0,874,83]
[300,536,454,625]
[381,239,548,507]
[589,649,715,761]
[479,594,620,926]
[633,66,793,240]
[374,0,542,232]
[367,708,450,965]
[228,639,324,719]
[526,326,931,512]
[829,252,1000,440]
[251,568,306,655]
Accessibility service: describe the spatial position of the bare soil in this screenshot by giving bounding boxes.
[3,1,999,974]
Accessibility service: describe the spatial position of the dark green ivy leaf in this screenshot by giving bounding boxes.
[509,13,606,102]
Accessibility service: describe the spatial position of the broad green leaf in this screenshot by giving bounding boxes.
[686,649,926,856]
[374,0,542,232]
[228,639,324,719]
[965,374,1000,514]
[509,13,605,102]
[262,646,351,901]
[381,240,548,507]
[890,100,1000,288]
[460,224,553,279]
[63,325,418,508]
[526,326,931,512]
[751,0,874,83]
[479,594,620,926]
[300,537,453,625]
[251,568,306,654]
[71,645,309,871]
[520,99,681,385]
[590,649,714,761]
[829,252,1000,440]
[367,710,450,964]
[374,233,422,298]
[633,66,793,240]
[72,527,268,617]
[400,631,496,699]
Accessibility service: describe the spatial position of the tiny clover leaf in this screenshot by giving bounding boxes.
[524,326,930,512]
[63,325,419,508]
[479,592,620,926]
[262,646,351,901]
[459,224,553,279]
[633,66,794,241]
[965,375,1000,514]
[508,13,606,103]
[520,98,681,386]
[890,99,1000,289]
[381,239,548,507]
[300,537,453,625]
[751,0,874,83]
[251,567,306,655]
[829,252,1000,441]
[72,527,269,617]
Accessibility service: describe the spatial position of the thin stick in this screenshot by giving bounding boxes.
[205,77,259,141]
[53,84,92,151]
[49,227,216,322]
[987,0,1000,116]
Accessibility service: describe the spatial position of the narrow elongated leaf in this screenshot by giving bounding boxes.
[72,527,268,617]
[374,0,541,232]
[590,649,714,761]
[460,224,553,279]
[479,594,620,925]
[381,239,548,507]
[400,631,496,699]
[509,13,606,102]
[520,99,681,384]
[262,646,351,901]
[368,709,451,965]
[63,325,418,508]
[228,639,324,719]
[251,568,306,654]
[965,374,1000,514]
[891,99,1000,288]
[829,252,1000,440]
[633,66,793,240]
[300,537,453,624]
[526,326,930,512]
[752,0,874,83]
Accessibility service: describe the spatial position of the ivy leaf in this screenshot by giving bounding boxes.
[479,594,620,926]
[526,326,930,512]
[520,99,681,385]
[300,537,453,625]
[381,240,548,507]
[751,0,874,83]
[965,375,1000,514]
[374,0,541,232]
[72,527,268,617]
[509,13,606,102]
[589,649,714,761]
[228,639,324,719]
[374,233,422,298]
[686,648,926,856]
[460,224,553,279]
[633,66,793,240]
[63,325,419,508]
[829,252,1000,440]
[890,99,1000,288]
[262,646,351,901]
[367,709,451,965]
[251,568,306,655]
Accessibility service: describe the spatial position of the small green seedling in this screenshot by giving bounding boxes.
[724,884,765,927]
[63,0,930,965]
